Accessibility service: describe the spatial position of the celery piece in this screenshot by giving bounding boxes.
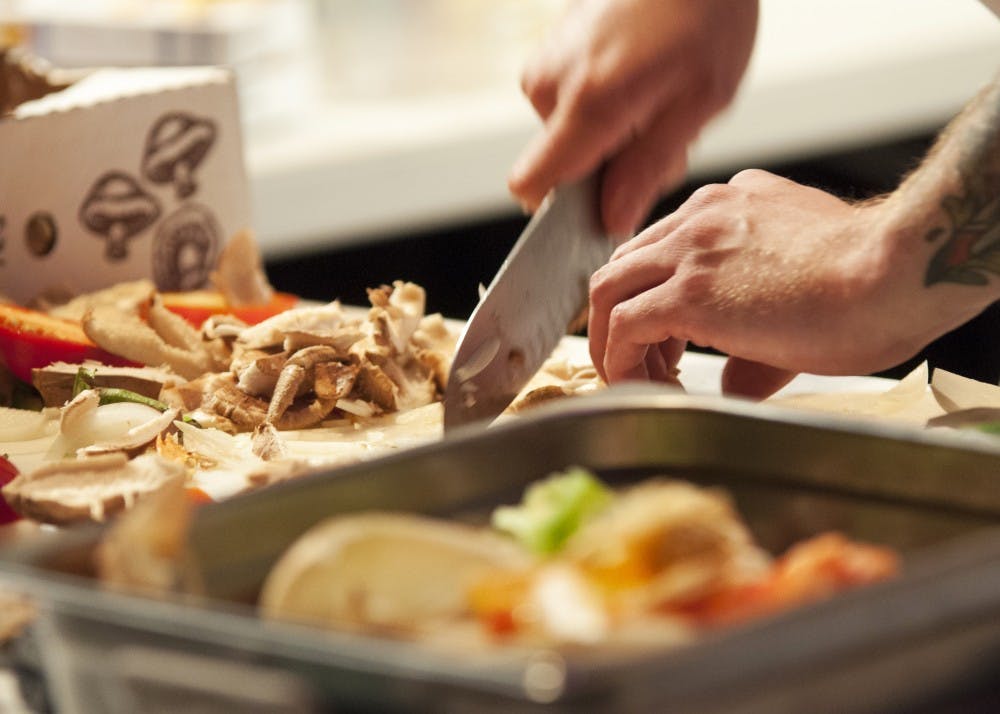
[492,467,614,555]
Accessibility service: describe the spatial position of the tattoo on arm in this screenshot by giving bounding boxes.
[925,77,1000,286]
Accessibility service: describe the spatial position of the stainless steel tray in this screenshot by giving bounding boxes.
[2,387,1000,713]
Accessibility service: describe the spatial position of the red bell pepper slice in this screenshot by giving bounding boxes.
[0,304,134,383]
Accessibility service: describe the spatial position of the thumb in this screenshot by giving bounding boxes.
[722,357,797,400]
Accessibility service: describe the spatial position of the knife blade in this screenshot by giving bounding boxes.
[443,174,613,431]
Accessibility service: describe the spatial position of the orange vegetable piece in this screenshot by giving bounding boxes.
[185,486,215,505]
[679,532,899,627]
[160,290,298,326]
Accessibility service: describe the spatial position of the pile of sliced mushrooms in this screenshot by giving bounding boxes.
[1,241,602,526]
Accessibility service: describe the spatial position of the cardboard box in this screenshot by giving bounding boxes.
[0,53,251,304]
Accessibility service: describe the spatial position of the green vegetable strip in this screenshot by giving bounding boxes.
[71,367,201,427]
[492,467,614,555]
[71,367,95,397]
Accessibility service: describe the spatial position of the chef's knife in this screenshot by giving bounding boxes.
[443,174,614,431]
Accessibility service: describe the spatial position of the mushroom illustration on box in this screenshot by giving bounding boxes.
[142,113,217,201]
[0,58,251,304]
[79,172,161,261]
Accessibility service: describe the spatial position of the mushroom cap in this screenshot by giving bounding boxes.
[79,171,160,236]
[1,452,184,524]
[143,112,217,183]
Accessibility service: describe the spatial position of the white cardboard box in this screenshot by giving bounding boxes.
[0,64,252,303]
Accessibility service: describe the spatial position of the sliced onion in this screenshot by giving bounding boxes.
[61,401,165,452]
[0,407,51,442]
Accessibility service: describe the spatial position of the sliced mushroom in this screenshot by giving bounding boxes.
[382,358,438,412]
[411,313,456,392]
[160,373,216,412]
[32,361,180,408]
[386,281,425,348]
[203,376,269,431]
[237,302,346,351]
[2,452,185,524]
[83,302,214,380]
[201,314,248,341]
[235,350,289,397]
[46,280,155,322]
[267,363,305,424]
[96,477,198,594]
[282,327,364,355]
[147,295,205,354]
[353,364,397,413]
[272,395,340,431]
[509,385,571,414]
[314,361,359,400]
[251,422,288,461]
[210,229,274,306]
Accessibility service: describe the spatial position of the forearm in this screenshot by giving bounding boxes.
[882,72,1000,296]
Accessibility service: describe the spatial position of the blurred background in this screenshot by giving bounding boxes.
[4,0,1000,380]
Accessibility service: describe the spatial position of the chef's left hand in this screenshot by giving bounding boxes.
[588,169,915,399]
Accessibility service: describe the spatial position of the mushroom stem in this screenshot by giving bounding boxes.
[106,223,129,261]
[174,161,195,199]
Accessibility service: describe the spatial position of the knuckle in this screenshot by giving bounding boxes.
[521,68,550,102]
[728,168,769,186]
[607,302,631,333]
[588,266,614,304]
[565,69,617,123]
[686,183,730,208]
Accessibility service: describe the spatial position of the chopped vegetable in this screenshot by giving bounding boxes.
[492,467,613,555]
[72,367,202,427]
[160,290,297,326]
[0,304,133,383]
[185,486,214,505]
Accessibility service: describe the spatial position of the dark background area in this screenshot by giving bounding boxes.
[266,131,1000,385]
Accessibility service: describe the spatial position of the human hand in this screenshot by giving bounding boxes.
[509,0,758,238]
[588,169,984,399]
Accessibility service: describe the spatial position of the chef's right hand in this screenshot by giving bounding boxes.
[509,0,759,238]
